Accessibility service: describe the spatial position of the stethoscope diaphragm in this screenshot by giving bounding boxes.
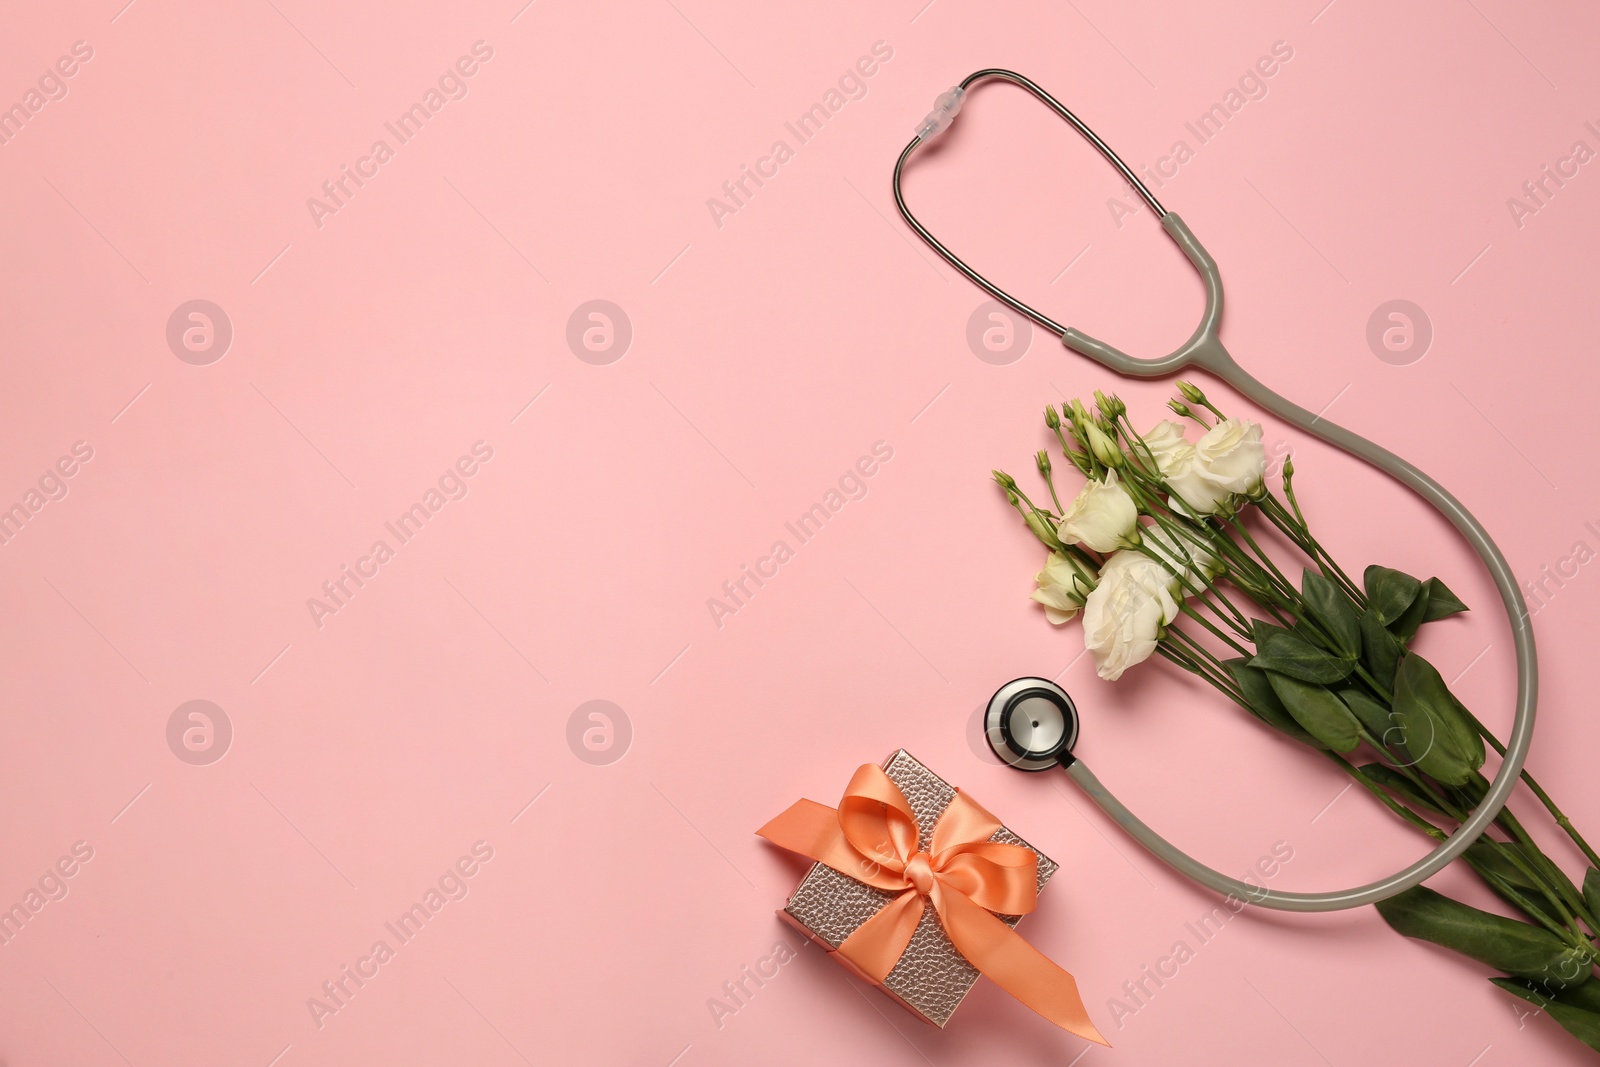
[985,677,1078,771]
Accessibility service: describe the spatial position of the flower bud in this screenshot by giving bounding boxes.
[1035,450,1052,477]
[1084,423,1124,468]
[1177,380,1206,405]
[1069,398,1091,427]
[1024,510,1060,548]
[1094,390,1126,421]
[992,469,1018,492]
[1281,455,1295,480]
[1168,398,1193,419]
[1044,404,1061,430]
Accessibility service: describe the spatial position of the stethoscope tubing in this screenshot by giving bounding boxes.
[898,70,1537,912]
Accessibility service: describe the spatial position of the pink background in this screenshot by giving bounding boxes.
[2,0,1597,1063]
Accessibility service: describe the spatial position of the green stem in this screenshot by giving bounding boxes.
[1042,467,1065,514]
[1174,600,1251,657]
[1130,538,1252,639]
[1010,485,1051,521]
[1165,624,1236,678]
[1469,844,1588,941]
[1353,725,1462,813]
[1192,585,1254,638]
[1281,469,1308,527]
[1229,514,1301,598]
[1158,642,1242,701]
[1198,521,1298,610]
[1252,490,1358,598]
[1260,494,1366,606]
[1459,708,1600,872]
[1483,791,1600,937]
[1051,425,1093,476]
[1352,718,1589,940]
[1327,753,1448,839]
[1055,541,1101,573]
[1336,758,1579,941]
[1355,725,1589,939]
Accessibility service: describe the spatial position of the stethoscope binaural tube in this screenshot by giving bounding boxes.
[910,70,1538,912]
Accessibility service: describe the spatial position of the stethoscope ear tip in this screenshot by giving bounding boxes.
[986,677,1079,770]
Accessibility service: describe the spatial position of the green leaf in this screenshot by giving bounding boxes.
[1384,700,1463,785]
[1467,841,1546,893]
[1542,975,1600,1011]
[1364,564,1423,625]
[1224,659,1325,749]
[1421,577,1470,622]
[1492,979,1600,1051]
[1398,653,1486,768]
[1447,692,1488,767]
[1585,869,1600,926]
[1375,886,1591,982]
[1339,689,1393,741]
[1301,569,1361,657]
[1265,671,1361,752]
[1356,763,1447,815]
[1360,609,1402,691]
[1249,621,1356,684]
[1389,584,1432,642]
[1466,841,1566,926]
[1387,653,1482,786]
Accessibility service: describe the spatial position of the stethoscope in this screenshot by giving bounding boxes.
[892,71,1538,912]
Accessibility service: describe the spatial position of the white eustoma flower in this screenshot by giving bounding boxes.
[1141,421,1226,516]
[1081,550,1182,680]
[1030,551,1097,624]
[1140,420,1193,470]
[1194,418,1267,496]
[1055,470,1140,552]
[1162,451,1235,517]
[1142,418,1267,516]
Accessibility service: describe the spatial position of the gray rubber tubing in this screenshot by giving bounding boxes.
[889,72,1537,911]
[1059,213,1538,912]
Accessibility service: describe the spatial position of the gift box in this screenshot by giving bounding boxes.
[758,750,1103,1042]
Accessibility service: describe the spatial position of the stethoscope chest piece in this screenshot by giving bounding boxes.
[986,677,1078,770]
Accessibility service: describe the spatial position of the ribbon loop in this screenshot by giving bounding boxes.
[758,764,1108,1046]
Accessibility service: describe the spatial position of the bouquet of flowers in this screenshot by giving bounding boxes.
[994,384,1600,1054]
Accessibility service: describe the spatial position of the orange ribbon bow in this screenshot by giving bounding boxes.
[758,763,1107,1045]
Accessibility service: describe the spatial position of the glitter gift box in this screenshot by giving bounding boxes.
[774,749,1058,1028]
